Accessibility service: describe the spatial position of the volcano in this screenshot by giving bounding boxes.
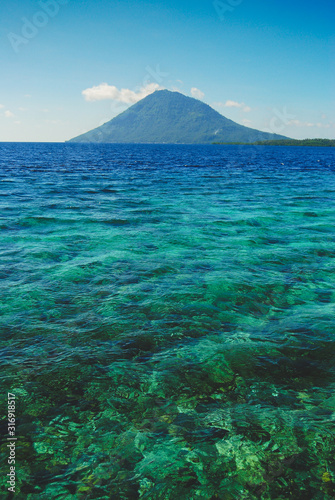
[68,89,288,144]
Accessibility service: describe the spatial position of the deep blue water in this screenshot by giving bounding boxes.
[1,143,335,499]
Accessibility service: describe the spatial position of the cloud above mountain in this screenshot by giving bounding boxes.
[82,82,161,103]
[191,87,205,99]
[213,100,251,112]
[224,100,251,112]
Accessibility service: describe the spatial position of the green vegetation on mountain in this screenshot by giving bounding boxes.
[253,138,335,147]
[68,90,289,144]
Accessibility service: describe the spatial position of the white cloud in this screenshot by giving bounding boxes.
[0,104,4,109]
[242,118,252,126]
[288,120,333,129]
[224,100,251,112]
[290,120,316,128]
[4,110,14,118]
[225,100,243,108]
[191,87,205,99]
[82,82,161,103]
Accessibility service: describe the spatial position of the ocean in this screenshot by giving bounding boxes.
[1,143,335,499]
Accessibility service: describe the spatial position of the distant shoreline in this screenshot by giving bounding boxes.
[213,139,335,147]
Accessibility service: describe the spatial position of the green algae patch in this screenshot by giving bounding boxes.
[203,353,235,386]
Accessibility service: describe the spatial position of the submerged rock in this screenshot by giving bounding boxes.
[203,353,235,387]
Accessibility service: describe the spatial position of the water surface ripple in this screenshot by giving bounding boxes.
[1,143,335,499]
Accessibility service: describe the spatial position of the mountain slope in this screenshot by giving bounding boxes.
[68,90,289,144]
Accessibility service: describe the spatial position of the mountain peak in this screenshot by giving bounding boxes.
[68,90,289,144]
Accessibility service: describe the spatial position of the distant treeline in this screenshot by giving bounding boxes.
[213,139,335,147]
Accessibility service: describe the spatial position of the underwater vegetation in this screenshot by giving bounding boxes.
[0,143,335,499]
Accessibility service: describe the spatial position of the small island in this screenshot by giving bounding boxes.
[213,138,335,147]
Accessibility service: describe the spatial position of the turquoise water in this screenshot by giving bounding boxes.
[1,143,335,499]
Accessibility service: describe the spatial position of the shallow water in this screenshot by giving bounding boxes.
[0,143,335,499]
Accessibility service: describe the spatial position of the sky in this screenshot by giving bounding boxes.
[0,0,334,142]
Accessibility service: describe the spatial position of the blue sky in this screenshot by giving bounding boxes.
[0,0,334,141]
